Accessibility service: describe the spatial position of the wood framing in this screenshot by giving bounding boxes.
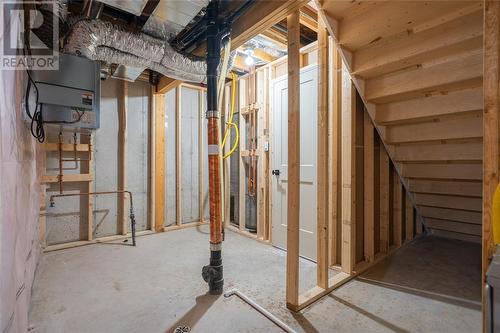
[393,172,403,247]
[340,62,357,274]
[483,3,499,325]
[329,39,342,266]
[316,18,329,289]
[405,192,414,241]
[154,91,166,232]
[379,146,390,254]
[363,111,375,262]
[117,80,128,235]
[285,10,301,309]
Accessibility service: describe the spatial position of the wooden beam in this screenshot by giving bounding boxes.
[407,179,482,198]
[353,10,482,78]
[42,143,91,152]
[483,1,499,321]
[419,206,481,225]
[365,51,483,103]
[414,193,482,212]
[154,92,166,232]
[175,87,182,226]
[148,85,156,231]
[286,10,301,309]
[405,192,414,241]
[329,38,342,266]
[363,111,374,262]
[231,0,309,51]
[425,218,481,236]
[41,174,92,183]
[384,116,482,144]
[393,171,403,247]
[117,80,128,235]
[316,19,329,289]
[300,10,318,32]
[432,229,481,243]
[375,87,483,125]
[379,145,390,253]
[400,163,482,181]
[157,76,182,94]
[253,49,277,63]
[392,141,482,162]
[334,1,480,51]
[341,62,356,273]
[199,90,205,223]
[80,134,94,241]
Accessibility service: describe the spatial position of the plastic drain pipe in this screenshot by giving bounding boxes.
[224,289,297,333]
[202,0,224,295]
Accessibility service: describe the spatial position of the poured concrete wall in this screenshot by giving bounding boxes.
[44,79,150,243]
[0,15,43,332]
[164,87,209,226]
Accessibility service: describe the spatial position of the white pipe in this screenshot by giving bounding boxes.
[224,288,297,333]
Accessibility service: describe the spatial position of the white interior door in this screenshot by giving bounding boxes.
[271,65,318,261]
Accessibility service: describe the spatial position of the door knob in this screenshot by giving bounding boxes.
[272,169,280,176]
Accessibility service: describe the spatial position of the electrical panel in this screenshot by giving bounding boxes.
[31,53,101,130]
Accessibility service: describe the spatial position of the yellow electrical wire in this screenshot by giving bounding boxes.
[221,72,239,160]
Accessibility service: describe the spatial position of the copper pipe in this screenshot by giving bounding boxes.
[208,117,223,244]
[49,190,136,246]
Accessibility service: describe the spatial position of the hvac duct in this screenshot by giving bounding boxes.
[64,19,231,83]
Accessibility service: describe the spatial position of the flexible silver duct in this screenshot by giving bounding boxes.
[64,19,232,83]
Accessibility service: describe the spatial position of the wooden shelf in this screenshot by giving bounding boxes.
[42,174,93,183]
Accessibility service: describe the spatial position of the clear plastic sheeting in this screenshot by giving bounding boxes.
[1,12,43,333]
[64,19,208,83]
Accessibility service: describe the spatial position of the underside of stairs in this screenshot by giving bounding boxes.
[319,0,483,243]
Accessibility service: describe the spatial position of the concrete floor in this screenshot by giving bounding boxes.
[29,226,481,333]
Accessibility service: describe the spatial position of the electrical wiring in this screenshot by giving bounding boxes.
[221,72,239,160]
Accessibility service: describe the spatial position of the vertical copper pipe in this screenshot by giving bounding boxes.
[208,117,223,244]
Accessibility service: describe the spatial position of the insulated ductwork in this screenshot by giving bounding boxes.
[64,19,231,83]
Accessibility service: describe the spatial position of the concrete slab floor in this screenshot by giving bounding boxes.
[29,226,481,333]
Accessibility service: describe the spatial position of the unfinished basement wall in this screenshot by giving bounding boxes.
[0,16,43,333]
[44,78,150,244]
[163,85,209,226]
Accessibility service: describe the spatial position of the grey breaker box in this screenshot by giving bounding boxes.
[32,53,100,130]
[487,247,500,332]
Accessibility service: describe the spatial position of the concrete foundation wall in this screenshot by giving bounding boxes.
[45,79,150,243]
[164,87,209,226]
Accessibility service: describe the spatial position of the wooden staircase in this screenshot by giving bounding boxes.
[318,0,483,243]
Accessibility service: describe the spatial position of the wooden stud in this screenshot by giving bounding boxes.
[379,145,390,253]
[80,134,94,241]
[393,171,403,247]
[175,87,182,225]
[407,179,482,197]
[317,18,329,289]
[238,78,247,232]
[157,77,182,94]
[363,111,374,262]
[340,62,356,274]
[148,85,156,231]
[199,90,205,222]
[329,39,342,266]
[154,92,166,232]
[286,10,301,309]
[405,192,414,241]
[117,80,128,235]
[483,1,499,319]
